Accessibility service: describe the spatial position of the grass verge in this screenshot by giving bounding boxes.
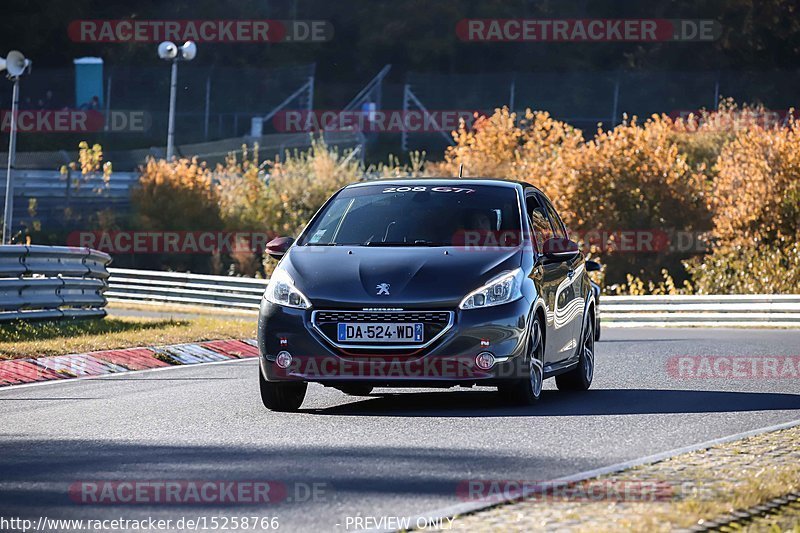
[106,300,257,318]
[0,316,255,360]
[445,425,800,532]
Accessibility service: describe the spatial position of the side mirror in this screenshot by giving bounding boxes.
[585,260,602,272]
[265,236,294,260]
[542,237,579,262]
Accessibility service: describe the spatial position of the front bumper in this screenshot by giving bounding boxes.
[257,297,532,386]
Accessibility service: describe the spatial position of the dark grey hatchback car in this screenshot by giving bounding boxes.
[257,179,599,411]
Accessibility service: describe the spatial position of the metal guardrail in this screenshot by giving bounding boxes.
[0,170,137,197]
[602,294,800,327]
[0,245,111,322]
[106,268,800,327]
[0,170,137,230]
[106,268,267,310]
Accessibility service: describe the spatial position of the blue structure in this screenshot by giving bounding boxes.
[73,57,103,109]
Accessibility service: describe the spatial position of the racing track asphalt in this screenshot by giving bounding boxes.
[1,327,799,532]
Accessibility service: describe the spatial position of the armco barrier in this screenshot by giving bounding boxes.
[602,294,800,327]
[0,245,111,322]
[106,268,800,327]
[105,268,267,310]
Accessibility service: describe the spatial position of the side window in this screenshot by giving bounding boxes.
[542,198,567,239]
[525,194,554,252]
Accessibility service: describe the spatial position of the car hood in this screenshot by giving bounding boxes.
[281,246,523,308]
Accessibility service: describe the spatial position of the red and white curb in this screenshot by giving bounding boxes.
[0,339,258,387]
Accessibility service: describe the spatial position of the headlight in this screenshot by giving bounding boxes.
[459,268,524,310]
[264,269,311,309]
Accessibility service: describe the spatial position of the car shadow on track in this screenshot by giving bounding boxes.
[301,388,800,417]
[597,338,697,343]
[0,397,99,401]
[90,377,240,381]
[0,439,578,517]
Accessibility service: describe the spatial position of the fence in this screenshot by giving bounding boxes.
[0,130,365,172]
[105,268,800,327]
[400,69,800,152]
[0,245,111,321]
[6,65,799,157]
[0,64,317,148]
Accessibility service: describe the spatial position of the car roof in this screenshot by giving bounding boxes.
[346,177,545,195]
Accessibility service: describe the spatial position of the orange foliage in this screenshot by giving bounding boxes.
[566,114,709,234]
[132,156,222,231]
[436,108,583,214]
[710,119,800,249]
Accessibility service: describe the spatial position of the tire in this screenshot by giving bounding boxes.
[259,368,307,412]
[556,316,595,391]
[336,385,374,397]
[498,318,544,406]
[594,314,601,341]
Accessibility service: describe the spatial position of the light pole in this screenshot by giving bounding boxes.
[1,50,31,245]
[158,41,197,160]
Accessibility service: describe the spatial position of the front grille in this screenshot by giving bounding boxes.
[315,311,451,324]
[312,310,454,349]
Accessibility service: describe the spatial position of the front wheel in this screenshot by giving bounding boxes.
[555,317,594,391]
[259,368,307,412]
[498,319,544,406]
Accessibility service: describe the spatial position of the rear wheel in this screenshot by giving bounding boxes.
[336,385,373,397]
[498,318,544,406]
[259,367,307,412]
[556,316,594,391]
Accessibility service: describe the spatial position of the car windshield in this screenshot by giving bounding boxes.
[299,183,521,247]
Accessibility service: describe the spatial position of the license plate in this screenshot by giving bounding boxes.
[337,322,424,343]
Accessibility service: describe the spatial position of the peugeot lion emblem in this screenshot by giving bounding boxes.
[376,283,391,295]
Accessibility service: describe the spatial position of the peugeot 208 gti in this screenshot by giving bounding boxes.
[258,179,599,411]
